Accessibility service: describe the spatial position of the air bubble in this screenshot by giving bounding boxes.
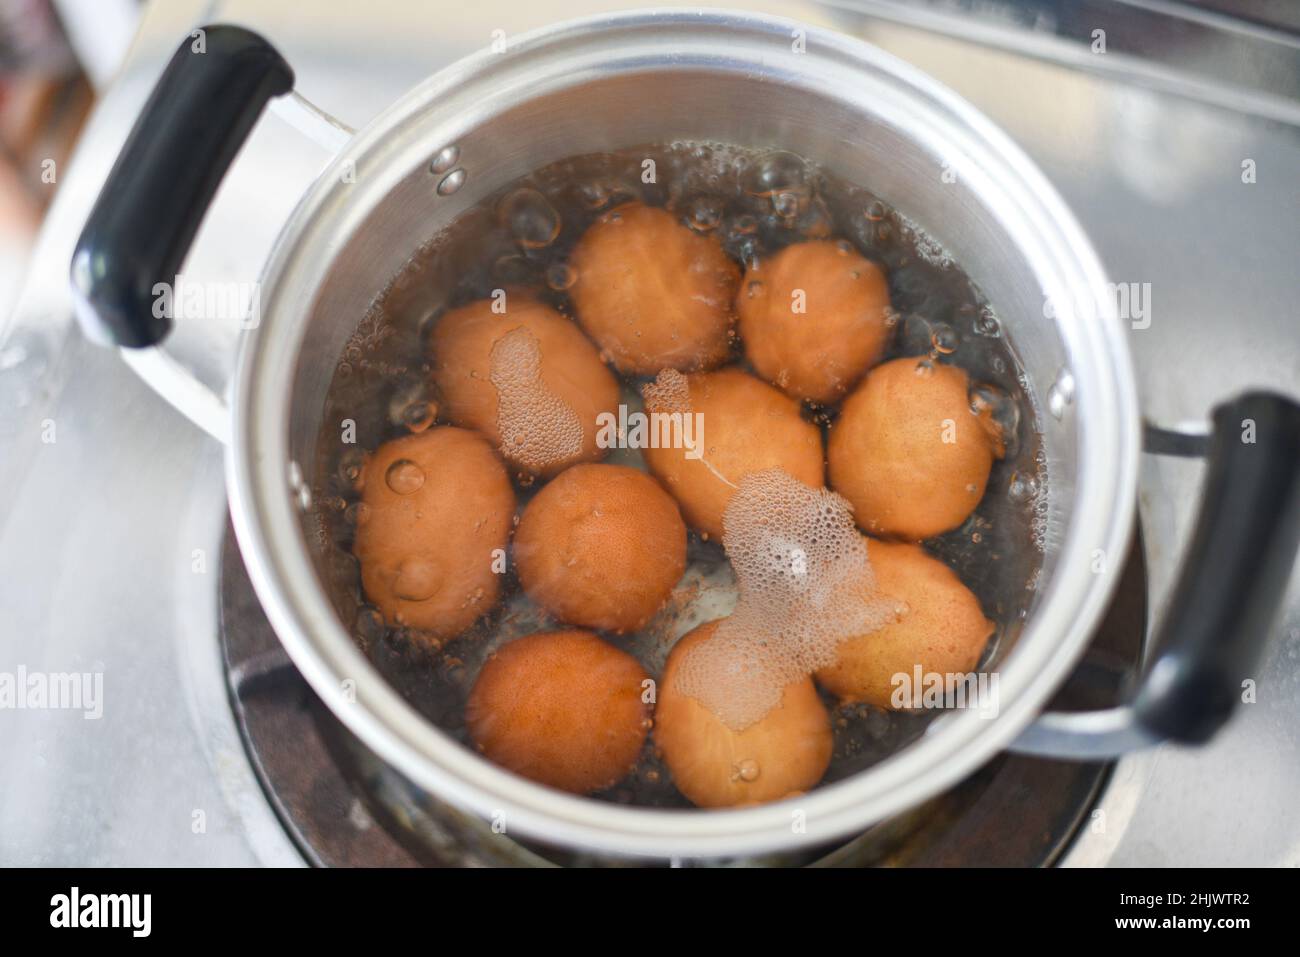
[969,381,1019,458]
[436,169,466,196]
[1047,370,1075,420]
[385,458,426,495]
[684,195,724,232]
[344,501,370,526]
[388,379,437,433]
[973,306,1001,338]
[929,322,959,356]
[743,150,809,201]
[337,448,366,491]
[393,557,440,601]
[499,187,561,249]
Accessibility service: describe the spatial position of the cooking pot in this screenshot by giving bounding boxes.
[71,10,1300,859]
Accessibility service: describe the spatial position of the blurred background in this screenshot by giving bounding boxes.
[0,0,135,314]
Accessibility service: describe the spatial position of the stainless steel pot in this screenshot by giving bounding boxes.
[71,10,1300,860]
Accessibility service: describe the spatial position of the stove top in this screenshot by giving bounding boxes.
[2,0,1297,866]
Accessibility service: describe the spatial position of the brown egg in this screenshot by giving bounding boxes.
[656,621,833,808]
[737,239,892,403]
[466,629,651,794]
[569,202,740,374]
[430,293,620,477]
[828,356,1004,540]
[815,540,993,707]
[642,368,824,540]
[514,463,687,634]
[352,426,515,639]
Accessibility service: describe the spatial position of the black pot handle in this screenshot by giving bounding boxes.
[71,25,293,348]
[1134,392,1300,742]
[1013,391,1300,758]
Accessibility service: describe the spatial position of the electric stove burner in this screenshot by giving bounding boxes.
[219,519,1147,867]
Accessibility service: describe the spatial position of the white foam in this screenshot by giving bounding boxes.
[674,469,895,729]
[489,326,584,472]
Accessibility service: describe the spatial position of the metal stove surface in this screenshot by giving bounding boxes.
[1,0,1297,866]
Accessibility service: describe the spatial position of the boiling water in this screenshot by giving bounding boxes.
[310,143,1045,809]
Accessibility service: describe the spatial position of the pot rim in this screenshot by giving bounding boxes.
[228,7,1139,859]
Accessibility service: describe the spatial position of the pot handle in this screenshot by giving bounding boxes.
[70,24,294,348]
[1011,391,1300,759]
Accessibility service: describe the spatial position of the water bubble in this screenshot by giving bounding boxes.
[436,168,466,196]
[744,150,809,199]
[402,401,436,433]
[498,187,561,249]
[545,261,576,291]
[344,501,370,526]
[337,448,366,491]
[574,180,610,211]
[429,145,459,175]
[733,237,760,272]
[393,557,440,601]
[1047,369,1075,420]
[793,195,833,239]
[1008,471,1038,505]
[385,458,426,495]
[728,213,758,238]
[771,189,803,219]
[969,381,1020,457]
[684,195,723,232]
[732,759,760,783]
[863,199,889,222]
[973,306,1001,338]
[388,379,437,432]
[930,322,959,356]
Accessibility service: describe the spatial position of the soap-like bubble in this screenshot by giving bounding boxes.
[674,469,896,730]
[488,326,584,473]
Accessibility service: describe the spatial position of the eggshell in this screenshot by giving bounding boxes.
[828,356,1003,540]
[569,203,740,374]
[656,621,833,808]
[642,367,824,540]
[514,463,687,633]
[430,293,620,477]
[352,426,515,638]
[815,539,994,707]
[466,629,651,794]
[737,239,892,402]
